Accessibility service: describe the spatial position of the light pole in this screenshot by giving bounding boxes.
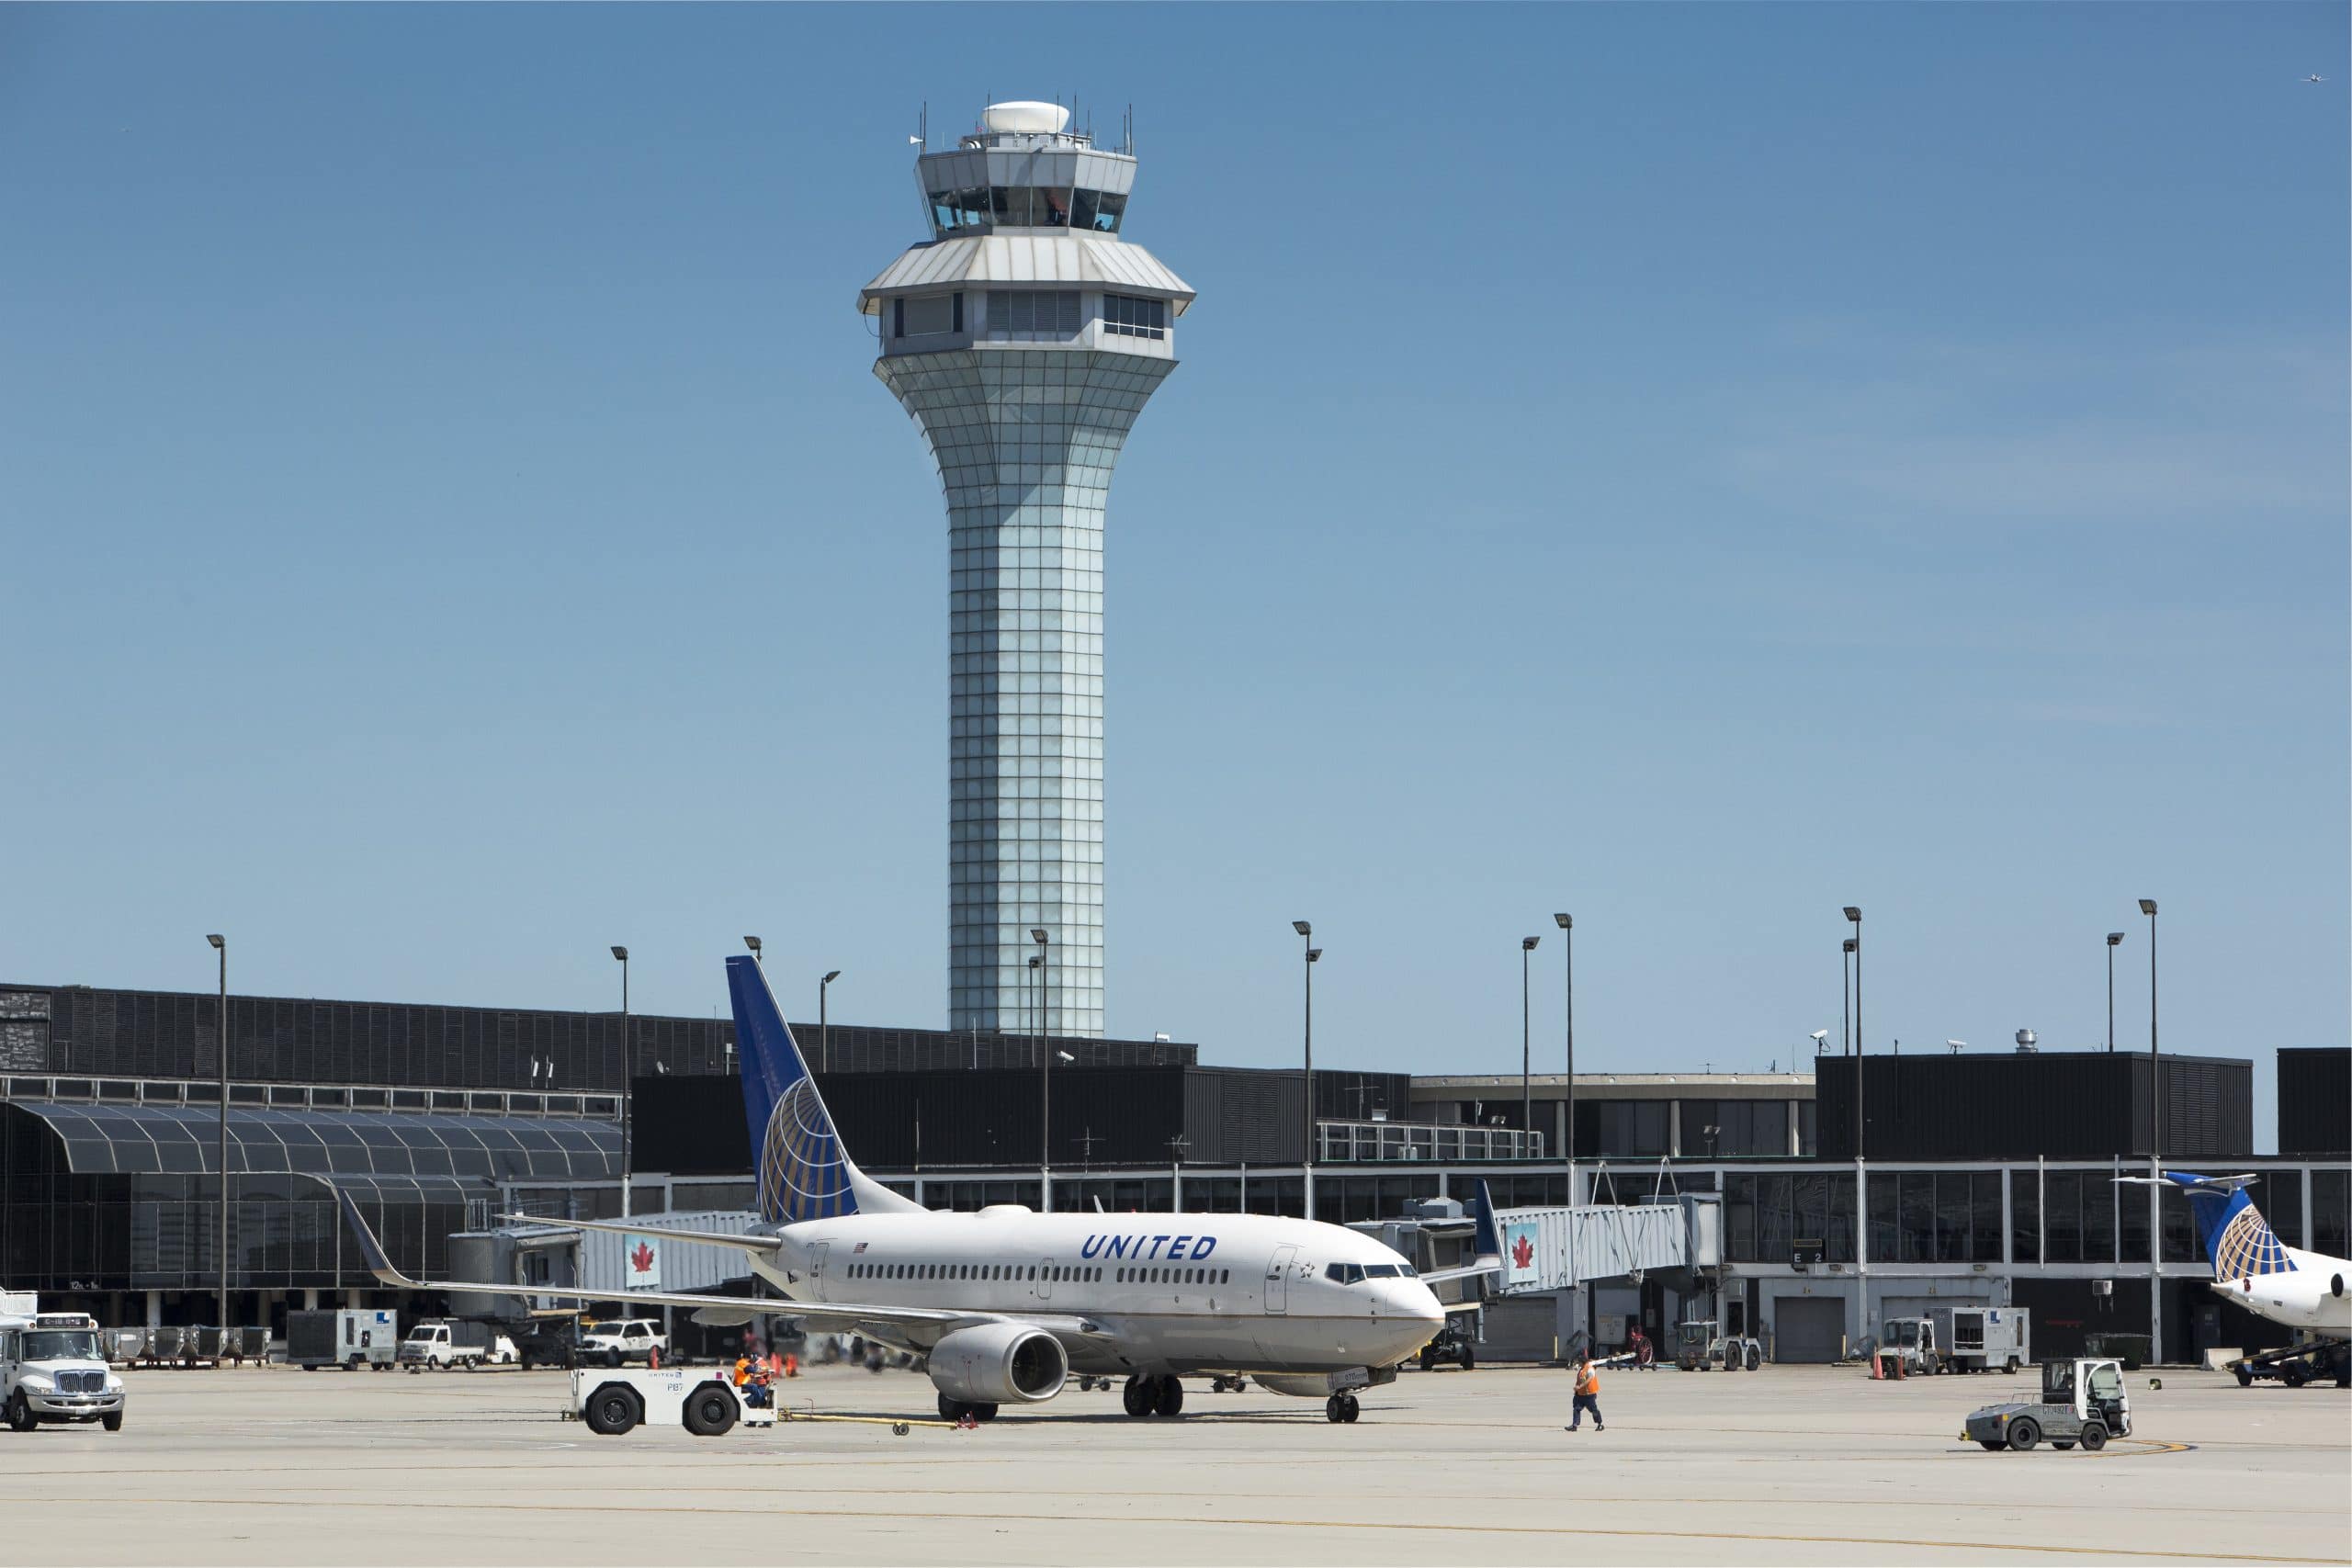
[1519,935,1540,1151]
[1032,929,1050,1210]
[1554,912,1573,1202]
[2106,931,2124,1052]
[206,933,228,1329]
[1843,908,1862,1156]
[1843,905,1863,1337]
[1028,953,1043,1077]
[820,970,841,1073]
[1294,920,1317,1220]
[743,935,763,968]
[2139,897,2159,1353]
[611,945,630,1219]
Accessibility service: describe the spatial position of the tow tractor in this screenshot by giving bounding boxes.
[573,1365,776,1438]
[1674,1318,1761,1371]
[2225,1337,2350,1390]
[1962,1357,2131,1452]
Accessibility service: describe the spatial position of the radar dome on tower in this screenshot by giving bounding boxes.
[981,101,1070,135]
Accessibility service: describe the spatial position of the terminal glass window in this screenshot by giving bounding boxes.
[1102,293,1167,340]
[2267,1173,2304,1250]
[2120,1179,2152,1264]
[2314,1168,2350,1257]
[2010,1168,2040,1265]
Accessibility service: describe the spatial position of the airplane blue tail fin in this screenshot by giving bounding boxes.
[726,954,914,1225]
[1471,1179,1503,1259]
[2168,1172,2296,1279]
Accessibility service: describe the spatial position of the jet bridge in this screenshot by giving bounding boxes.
[1490,1192,1716,1293]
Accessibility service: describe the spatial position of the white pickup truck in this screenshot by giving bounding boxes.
[398,1318,518,1371]
[580,1318,668,1368]
[2,1312,127,1433]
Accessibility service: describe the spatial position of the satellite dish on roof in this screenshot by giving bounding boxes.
[983,101,1070,135]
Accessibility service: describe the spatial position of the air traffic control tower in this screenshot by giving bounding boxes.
[859,101,1193,1038]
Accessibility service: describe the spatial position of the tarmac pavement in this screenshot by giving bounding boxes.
[6,1359,2346,1564]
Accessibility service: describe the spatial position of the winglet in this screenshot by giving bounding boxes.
[334,1188,422,1290]
[1472,1179,1503,1261]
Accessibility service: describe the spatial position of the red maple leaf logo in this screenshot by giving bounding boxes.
[1510,1234,1534,1269]
[629,1241,655,1276]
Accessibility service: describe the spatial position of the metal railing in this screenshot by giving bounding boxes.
[1316,1119,1544,1163]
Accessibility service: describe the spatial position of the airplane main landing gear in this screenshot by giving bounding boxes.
[936,1393,999,1424]
[1123,1374,1186,1417]
[1324,1393,1360,1424]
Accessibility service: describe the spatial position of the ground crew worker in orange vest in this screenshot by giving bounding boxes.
[1566,1352,1605,1433]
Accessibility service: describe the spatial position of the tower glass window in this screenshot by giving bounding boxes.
[1102,294,1167,340]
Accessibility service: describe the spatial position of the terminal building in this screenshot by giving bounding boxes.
[2,977,2344,1369]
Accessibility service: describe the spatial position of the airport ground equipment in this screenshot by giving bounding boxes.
[1,1311,127,1432]
[288,1309,399,1371]
[1962,1358,2131,1451]
[1929,1305,2030,1373]
[1877,1315,1946,1375]
[571,1366,775,1438]
[1673,1318,1761,1371]
[2226,1336,2350,1389]
[398,1317,499,1371]
[1417,1314,1478,1371]
[581,1317,667,1368]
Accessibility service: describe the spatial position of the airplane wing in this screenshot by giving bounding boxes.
[1421,1257,1502,1286]
[494,1212,783,1258]
[338,1190,966,1343]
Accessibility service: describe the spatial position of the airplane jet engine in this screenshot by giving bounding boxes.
[926,1323,1068,1405]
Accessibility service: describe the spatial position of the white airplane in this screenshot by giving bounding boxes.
[2304,74,2326,85]
[337,954,1490,1424]
[2120,1171,2350,1339]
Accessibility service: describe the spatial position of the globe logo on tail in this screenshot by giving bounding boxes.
[2214,1203,2295,1280]
[758,1077,857,1224]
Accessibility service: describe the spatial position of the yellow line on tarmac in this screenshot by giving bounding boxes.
[67,1495,2332,1562]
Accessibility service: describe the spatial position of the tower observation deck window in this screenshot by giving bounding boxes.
[987,291,1080,338]
[1069,190,1125,233]
[1102,294,1167,341]
[926,187,1125,238]
[894,292,960,338]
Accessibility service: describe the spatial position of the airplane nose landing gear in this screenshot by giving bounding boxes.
[1324,1393,1360,1423]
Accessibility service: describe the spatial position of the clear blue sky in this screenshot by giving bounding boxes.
[3,5,2344,1148]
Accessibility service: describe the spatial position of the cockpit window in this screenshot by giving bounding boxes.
[1323,1262,1366,1284]
[1364,1264,1399,1278]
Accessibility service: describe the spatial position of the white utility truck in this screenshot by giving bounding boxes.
[288,1308,400,1371]
[580,1317,668,1367]
[397,1317,513,1371]
[573,1366,775,1438]
[2,1310,127,1433]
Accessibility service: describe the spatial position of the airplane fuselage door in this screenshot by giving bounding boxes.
[1037,1258,1056,1302]
[809,1242,830,1301]
[1265,1244,1299,1314]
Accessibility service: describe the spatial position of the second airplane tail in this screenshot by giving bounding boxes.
[2168,1172,2297,1280]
